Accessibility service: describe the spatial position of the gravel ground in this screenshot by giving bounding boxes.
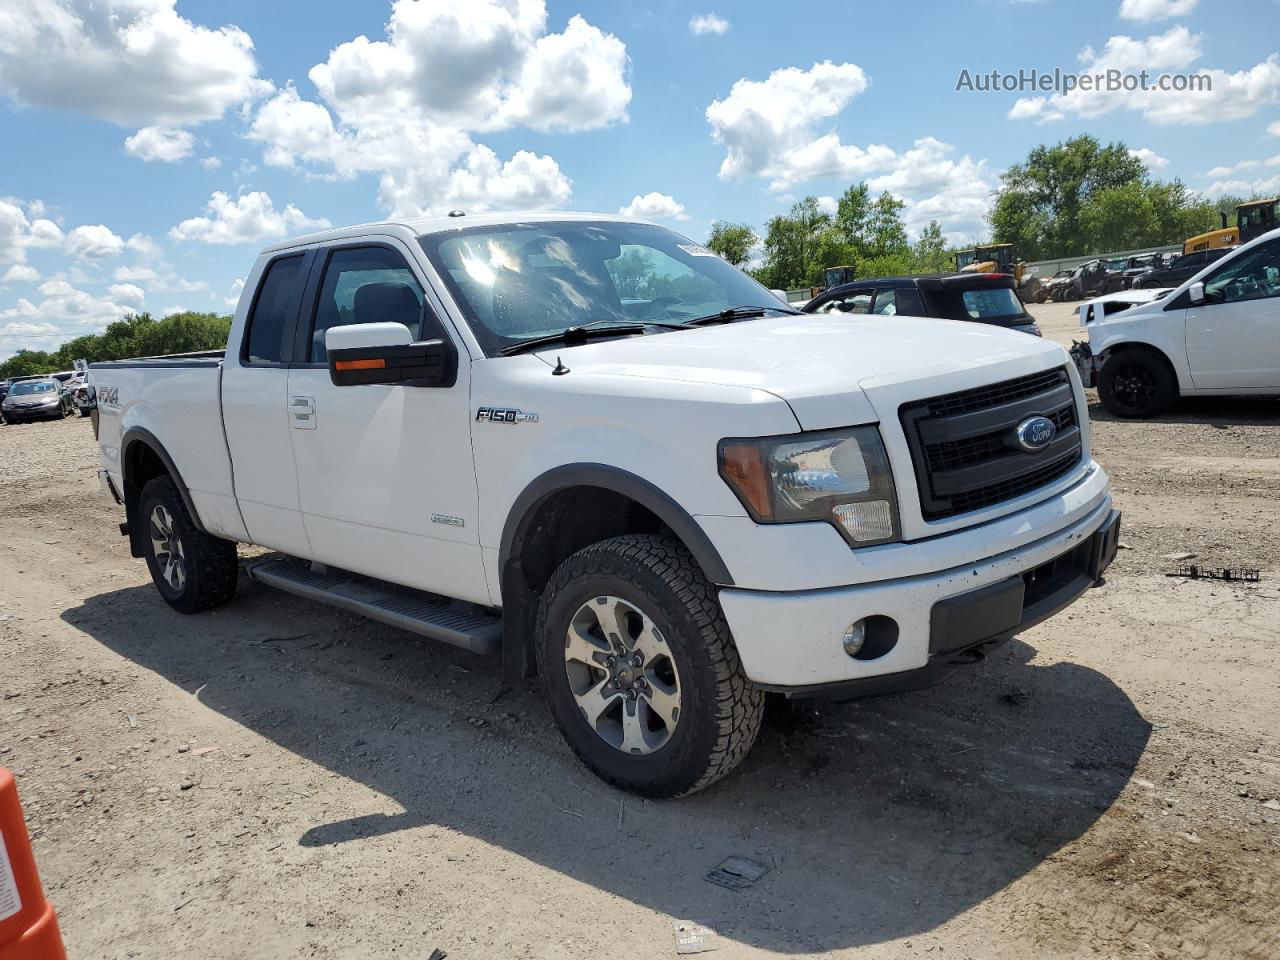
[1,319,1278,959]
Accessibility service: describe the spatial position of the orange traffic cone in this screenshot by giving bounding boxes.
[0,769,66,960]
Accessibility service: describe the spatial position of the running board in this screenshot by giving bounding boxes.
[246,557,502,655]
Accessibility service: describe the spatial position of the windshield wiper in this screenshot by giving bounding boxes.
[499,322,652,356]
[683,304,802,326]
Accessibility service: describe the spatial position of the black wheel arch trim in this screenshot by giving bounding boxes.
[497,463,735,686]
[121,427,209,538]
[499,463,734,588]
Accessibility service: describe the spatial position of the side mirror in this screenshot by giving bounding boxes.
[1188,281,1205,305]
[326,322,457,388]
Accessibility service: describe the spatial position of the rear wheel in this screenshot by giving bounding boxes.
[139,476,238,613]
[535,534,764,798]
[1098,350,1176,418]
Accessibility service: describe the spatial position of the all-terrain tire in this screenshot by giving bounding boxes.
[139,476,238,613]
[1098,349,1176,419]
[534,534,764,798]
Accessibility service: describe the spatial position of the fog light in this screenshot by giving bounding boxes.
[842,619,867,657]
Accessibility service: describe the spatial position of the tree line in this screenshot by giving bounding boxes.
[708,134,1245,290]
[0,311,231,380]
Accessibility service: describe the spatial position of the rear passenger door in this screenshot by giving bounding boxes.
[285,240,490,606]
[221,250,314,556]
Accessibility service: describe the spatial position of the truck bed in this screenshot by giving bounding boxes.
[89,354,249,543]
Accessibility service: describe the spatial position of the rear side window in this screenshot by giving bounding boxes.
[308,246,433,362]
[894,288,925,315]
[245,255,305,364]
[961,287,1025,319]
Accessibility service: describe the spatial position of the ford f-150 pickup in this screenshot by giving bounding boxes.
[91,212,1119,797]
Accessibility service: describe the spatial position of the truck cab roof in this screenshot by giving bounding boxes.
[260,211,642,255]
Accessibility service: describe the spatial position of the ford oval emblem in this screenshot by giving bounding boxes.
[1016,416,1056,452]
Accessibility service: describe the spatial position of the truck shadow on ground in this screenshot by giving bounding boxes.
[64,575,1150,953]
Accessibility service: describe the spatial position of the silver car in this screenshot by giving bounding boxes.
[1,378,75,423]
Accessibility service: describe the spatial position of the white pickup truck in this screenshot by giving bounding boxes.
[91,212,1119,797]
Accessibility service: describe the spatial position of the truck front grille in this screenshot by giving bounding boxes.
[900,367,1082,521]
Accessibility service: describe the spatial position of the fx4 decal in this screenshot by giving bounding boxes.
[476,407,539,424]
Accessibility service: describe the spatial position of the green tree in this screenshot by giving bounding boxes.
[868,191,909,257]
[911,221,951,274]
[756,196,832,289]
[0,311,233,380]
[990,135,1147,258]
[706,221,755,267]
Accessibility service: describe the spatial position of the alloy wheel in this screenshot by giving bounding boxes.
[563,595,682,756]
[149,504,187,592]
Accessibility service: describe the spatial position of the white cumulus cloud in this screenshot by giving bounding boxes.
[689,13,730,36]
[0,0,270,128]
[124,126,195,162]
[3,264,40,284]
[1007,27,1280,125]
[65,224,125,259]
[246,0,627,217]
[1129,147,1170,169]
[706,61,878,187]
[168,191,330,246]
[1118,0,1199,21]
[618,193,690,221]
[107,282,146,304]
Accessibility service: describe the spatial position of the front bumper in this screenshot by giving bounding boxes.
[1,404,62,421]
[719,499,1119,694]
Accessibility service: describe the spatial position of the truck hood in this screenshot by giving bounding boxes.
[535,314,1065,429]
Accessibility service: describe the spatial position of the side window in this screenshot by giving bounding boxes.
[894,288,924,315]
[817,290,873,314]
[1202,240,1280,305]
[871,290,897,315]
[309,246,434,362]
[245,254,305,364]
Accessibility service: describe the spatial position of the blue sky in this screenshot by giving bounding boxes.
[2,0,1278,359]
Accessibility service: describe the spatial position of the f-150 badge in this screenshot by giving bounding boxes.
[476,407,539,424]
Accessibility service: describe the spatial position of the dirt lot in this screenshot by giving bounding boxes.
[2,307,1278,959]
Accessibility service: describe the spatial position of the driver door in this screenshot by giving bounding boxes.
[1184,238,1280,389]
[285,238,490,606]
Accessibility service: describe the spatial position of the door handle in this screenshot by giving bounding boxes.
[290,395,317,430]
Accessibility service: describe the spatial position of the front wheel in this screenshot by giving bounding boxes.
[1098,350,1176,418]
[535,534,764,798]
[139,476,238,613]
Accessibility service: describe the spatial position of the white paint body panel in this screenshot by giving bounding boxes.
[92,213,1120,689]
[1082,226,1280,396]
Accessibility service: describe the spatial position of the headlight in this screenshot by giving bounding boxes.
[718,426,900,546]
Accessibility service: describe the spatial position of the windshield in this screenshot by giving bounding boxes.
[419,221,785,355]
[10,381,56,396]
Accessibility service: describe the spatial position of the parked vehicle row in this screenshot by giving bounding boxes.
[0,377,77,423]
[90,212,1118,798]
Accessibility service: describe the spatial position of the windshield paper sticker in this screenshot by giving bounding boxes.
[677,243,717,257]
[0,831,21,923]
